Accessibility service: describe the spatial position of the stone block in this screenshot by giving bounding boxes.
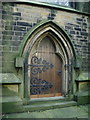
[2,31,14,35]
[3,35,12,40]
[14,31,22,36]
[2,10,7,14]
[5,26,13,30]
[74,91,90,105]
[11,46,19,52]
[2,96,23,113]
[79,82,90,91]
[2,85,18,96]
[17,21,32,27]
[14,26,26,31]
[75,28,81,31]
[77,21,82,25]
[65,26,71,29]
[12,12,21,16]
[15,57,23,68]
[70,31,75,34]
[2,61,15,73]
[0,73,21,84]
[81,32,88,36]
[12,40,21,46]
[76,18,83,22]
[12,36,20,41]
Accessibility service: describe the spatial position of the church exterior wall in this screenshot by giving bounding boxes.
[0,1,90,114]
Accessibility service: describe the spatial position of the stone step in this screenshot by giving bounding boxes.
[1,96,77,113]
[1,96,23,113]
[23,101,77,112]
[1,96,22,103]
[29,96,70,105]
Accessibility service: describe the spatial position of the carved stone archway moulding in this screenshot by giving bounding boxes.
[16,20,77,98]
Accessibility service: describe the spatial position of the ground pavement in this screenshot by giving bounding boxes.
[2,104,90,119]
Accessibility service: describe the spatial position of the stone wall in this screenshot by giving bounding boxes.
[1,2,90,73]
[0,2,2,73]
[1,2,90,112]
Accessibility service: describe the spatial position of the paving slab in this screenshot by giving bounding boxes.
[2,104,90,118]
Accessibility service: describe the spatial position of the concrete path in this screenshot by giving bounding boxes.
[3,104,90,119]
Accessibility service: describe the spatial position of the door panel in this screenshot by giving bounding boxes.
[30,36,62,98]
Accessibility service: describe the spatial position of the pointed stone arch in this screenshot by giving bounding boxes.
[19,20,76,59]
[18,20,76,99]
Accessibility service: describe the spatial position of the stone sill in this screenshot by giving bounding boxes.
[76,72,90,82]
[75,80,90,82]
[0,73,21,84]
[16,0,90,15]
[75,91,90,96]
[1,96,22,103]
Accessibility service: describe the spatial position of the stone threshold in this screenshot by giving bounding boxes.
[23,96,77,112]
[23,101,77,112]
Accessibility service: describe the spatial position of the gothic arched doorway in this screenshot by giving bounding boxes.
[21,20,76,100]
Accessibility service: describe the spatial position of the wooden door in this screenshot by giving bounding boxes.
[30,36,62,98]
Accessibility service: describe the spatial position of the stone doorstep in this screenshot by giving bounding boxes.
[28,96,71,105]
[1,96,77,113]
[23,101,77,112]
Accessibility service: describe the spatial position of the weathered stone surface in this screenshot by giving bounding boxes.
[1,2,89,73]
[2,104,89,118]
[0,73,21,84]
[0,2,90,115]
